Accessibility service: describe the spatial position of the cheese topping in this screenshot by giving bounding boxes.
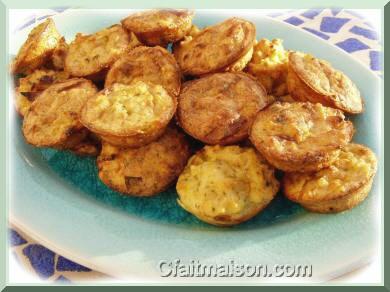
[251,39,288,68]
[82,81,175,134]
[177,146,279,221]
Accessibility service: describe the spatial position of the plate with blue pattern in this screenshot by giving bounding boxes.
[10,9,382,282]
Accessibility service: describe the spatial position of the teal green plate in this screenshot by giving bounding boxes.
[10,10,382,282]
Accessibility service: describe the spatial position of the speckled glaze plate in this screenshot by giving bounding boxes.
[10,10,382,283]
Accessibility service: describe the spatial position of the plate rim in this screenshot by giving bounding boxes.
[8,215,375,283]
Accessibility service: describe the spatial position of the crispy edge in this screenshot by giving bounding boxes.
[282,143,378,203]
[298,175,374,213]
[177,198,275,226]
[98,126,166,148]
[287,64,332,104]
[260,148,342,173]
[223,44,254,72]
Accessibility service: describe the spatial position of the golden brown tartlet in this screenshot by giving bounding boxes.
[176,145,279,226]
[105,46,181,96]
[177,72,271,145]
[121,9,194,46]
[98,127,191,196]
[287,51,364,114]
[11,18,62,74]
[22,78,98,149]
[247,38,289,96]
[250,102,354,172]
[174,18,256,76]
[283,143,377,213]
[65,24,137,78]
[224,44,255,73]
[80,81,176,147]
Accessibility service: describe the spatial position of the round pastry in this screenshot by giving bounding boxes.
[80,81,176,147]
[176,145,279,226]
[249,102,354,172]
[287,51,364,114]
[174,18,256,76]
[283,143,377,213]
[121,9,194,46]
[224,45,254,72]
[177,72,271,145]
[65,24,139,78]
[97,127,191,196]
[11,18,61,74]
[22,78,97,149]
[105,46,181,96]
[70,132,101,156]
[277,94,295,103]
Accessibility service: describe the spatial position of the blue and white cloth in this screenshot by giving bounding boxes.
[271,9,381,74]
[9,8,382,283]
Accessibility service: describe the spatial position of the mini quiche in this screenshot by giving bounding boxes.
[11,18,62,74]
[98,127,191,196]
[65,24,139,79]
[105,46,181,96]
[247,38,289,96]
[23,78,97,149]
[176,145,279,226]
[287,51,364,114]
[121,9,194,46]
[177,72,271,145]
[283,143,377,213]
[174,18,256,76]
[80,81,176,148]
[15,69,69,117]
[176,26,255,74]
[250,102,354,172]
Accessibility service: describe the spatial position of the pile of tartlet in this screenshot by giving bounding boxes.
[12,9,377,226]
